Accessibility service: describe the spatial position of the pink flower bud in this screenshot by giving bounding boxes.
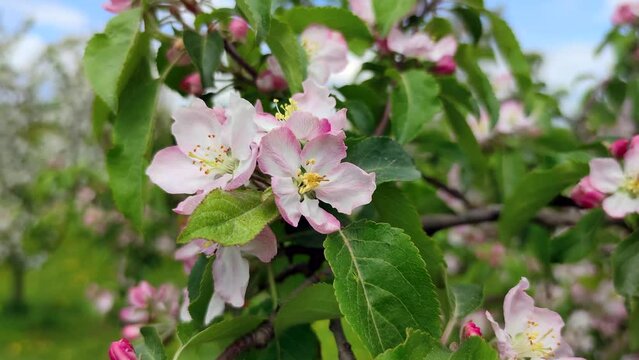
[612,3,638,25]
[462,320,482,339]
[122,324,142,340]
[229,17,249,42]
[109,338,137,360]
[609,138,630,158]
[102,0,132,13]
[165,38,191,66]
[180,72,203,95]
[256,70,288,93]
[571,176,605,209]
[432,55,456,75]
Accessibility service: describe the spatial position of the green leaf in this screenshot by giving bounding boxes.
[106,59,159,230]
[281,7,372,49]
[441,100,488,176]
[236,0,271,39]
[139,326,167,360]
[345,137,420,184]
[187,255,214,327]
[450,337,498,360]
[83,8,142,112]
[613,231,639,298]
[498,162,588,241]
[177,315,266,354]
[488,13,532,93]
[266,18,307,93]
[274,283,341,335]
[550,209,605,263]
[183,30,224,89]
[373,0,417,36]
[244,324,321,359]
[455,44,499,126]
[391,70,441,144]
[178,189,279,245]
[324,221,441,355]
[494,150,525,200]
[91,96,111,141]
[376,329,449,360]
[372,183,446,288]
[453,7,482,44]
[437,77,479,117]
[449,284,483,320]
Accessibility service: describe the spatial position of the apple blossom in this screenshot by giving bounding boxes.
[463,320,483,339]
[146,95,258,215]
[258,127,376,233]
[86,283,115,315]
[119,281,180,340]
[486,278,584,360]
[301,25,349,84]
[570,176,605,209]
[180,72,203,96]
[256,56,288,93]
[495,101,535,135]
[109,338,137,360]
[588,146,639,218]
[388,28,458,63]
[229,17,249,42]
[165,38,191,66]
[612,2,639,25]
[467,110,491,143]
[349,0,375,26]
[103,0,132,13]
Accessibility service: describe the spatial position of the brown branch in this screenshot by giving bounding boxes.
[179,0,201,14]
[422,174,472,208]
[374,94,392,136]
[329,319,356,360]
[224,40,258,80]
[216,320,274,360]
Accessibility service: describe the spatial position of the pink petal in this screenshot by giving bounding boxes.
[292,79,337,120]
[226,146,258,190]
[146,146,212,195]
[349,0,375,25]
[589,158,624,193]
[503,277,535,336]
[204,292,225,325]
[428,35,457,62]
[226,93,257,161]
[301,26,348,83]
[173,191,207,215]
[172,99,223,155]
[119,307,149,323]
[300,198,341,234]
[128,281,154,308]
[286,111,330,141]
[485,311,516,359]
[179,289,192,322]
[387,27,434,60]
[328,109,347,135]
[240,227,278,262]
[272,177,303,227]
[102,0,132,13]
[213,247,250,307]
[122,324,141,340]
[602,192,639,218]
[255,111,282,134]
[315,162,376,214]
[257,127,301,177]
[624,146,639,177]
[530,307,566,354]
[301,134,347,175]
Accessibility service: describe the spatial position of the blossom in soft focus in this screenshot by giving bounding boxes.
[103,0,132,13]
[258,128,376,233]
[610,138,630,159]
[612,2,639,25]
[229,17,249,42]
[175,242,200,274]
[165,38,191,66]
[119,281,180,340]
[349,0,375,26]
[147,95,258,215]
[485,278,583,360]
[570,176,605,209]
[179,72,203,96]
[256,56,288,93]
[495,101,534,135]
[588,146,639,218]
[301,25,349,84]
[467,110,491,144]
[388,29,458,63]
[255,80,347,141]
[492,72,516,100]
[86,284,115,315]
[463,320,483,339]
[109,338,137,360]
[432,55,456,75]
[183,227,277,324]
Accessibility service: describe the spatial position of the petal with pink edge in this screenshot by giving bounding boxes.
[625,146,639,177]
[171,98,223,155]
[240,226,278,262]
[589,158,624,193]
[315,162,376,214]
[226,93,257,160]
[212,246,250,307]
[258,127,301,177]
[272,177,303,226]
[301,134,347,174]
[226,146,258,190]
[147,146,212,195]
[485,311,517,359]
[286,111,330,141]
[204,292,225,325]
[173,191,207,215]
[503,277,534,336]
[128,281,154,308]
[328,108,347,134]
[300,198,341,234]
[603,192,639,218]
[291,79,337,119]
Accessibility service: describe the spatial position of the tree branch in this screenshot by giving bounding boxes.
[216,320,274,360]
[329,319,356,360]
[374,93,392,136]
[224,40,258,80]
[422,174,472,208]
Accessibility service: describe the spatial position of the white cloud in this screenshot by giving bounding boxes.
[8,34,47,72]
[0,1,89,33]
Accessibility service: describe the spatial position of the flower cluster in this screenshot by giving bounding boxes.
[612,1,639,25]
[119,281,181,340]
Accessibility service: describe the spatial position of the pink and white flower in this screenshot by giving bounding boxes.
[119,281,180,340]
[387,28,457,63]
[147,95,259,215]
[256,56,288,93]
[467,110,491,144]
[103,0,132,13]
[258,128,376,233]
[349,0,375,26]
[612,2,639,25]
[588,146,639,218]
[256,79,347,142]
[570,176,605,209]
[495,101,534,135]
[301,25,349,84]
[180,72,203,96]
[486,278,584,360]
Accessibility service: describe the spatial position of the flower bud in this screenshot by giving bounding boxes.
[256,70,288,93]
[609,138,630,159]
[433,55,456,75]
[571,176,605,209]
[229,17,249,42]
[612,3,638,25]
[166,38,191,66]
[102,0,132,14]
[462,320,482,339]
[180,72,203,96]
[109,338,137,360]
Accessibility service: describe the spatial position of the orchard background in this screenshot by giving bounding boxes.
[1,0,639,359]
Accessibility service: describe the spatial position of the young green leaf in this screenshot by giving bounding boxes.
[83,8,143,112]
[324,221,441,355]
[550,209,605,263]
[178,189,279,245]
[488,13,532,93]
[106,60,159,230]
[376,329,450,360]
[183,30,224,89]
[441,100,488,177]
[345,137,420,184]
[613,231,639,298]
[139,326,167,360]
[451,337,499,360]
[455,44,499,126]
[449,284,483,320]
[266,18,307,93]
[175,315,266,356]
[274,283,341,335]
[373,0,417,36]
[236,0,271,39]
[391,70,441,144]
[187,255,214,328]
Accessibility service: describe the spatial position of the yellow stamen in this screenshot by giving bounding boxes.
[298,172,328,194]
[274,98,298,121]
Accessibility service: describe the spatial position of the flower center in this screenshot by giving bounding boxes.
[296,170,328,195]
[302,38,319,57]
[622,177,639,197]
[187,134,238,175]
[510,320,559,359]
[273,98,298,121]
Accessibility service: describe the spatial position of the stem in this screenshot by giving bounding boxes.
[224,40,258,80]
[440,316,456,345]
[329,319,356,360]
[374,94,392,136]
[422,174,472,208]
[9,257,26,312]
[267,264,278,312]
